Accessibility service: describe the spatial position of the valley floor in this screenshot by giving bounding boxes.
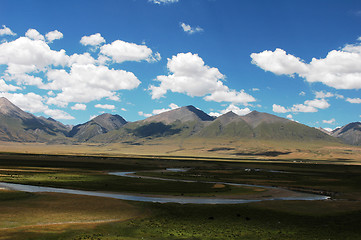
[0,144,360,239]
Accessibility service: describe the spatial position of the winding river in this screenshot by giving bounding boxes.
[0,169,330,204]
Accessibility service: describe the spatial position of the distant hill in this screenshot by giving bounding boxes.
[143,105,215,124]
[198,110,335,141]
[68,113,127,142]
[316,127,332,135]
[90,105,214,142]
[332,122,361,145]
[0,97,349,145]
[0,97,69,142]
[90,108,335,143]
[198,111,253,138]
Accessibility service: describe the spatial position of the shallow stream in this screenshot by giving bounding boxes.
[0,168,330,204]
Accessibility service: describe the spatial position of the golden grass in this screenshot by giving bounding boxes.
[0,191,143,230]
[0,138,360,165]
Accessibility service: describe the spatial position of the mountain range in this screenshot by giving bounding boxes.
[0,97,360,146]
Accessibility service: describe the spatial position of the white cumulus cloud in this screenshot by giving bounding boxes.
[149,0,179,4]
[273,98,330,113]
[209,104,251,117]
[251,48,308,76]
[304,98,330,109]
[152,103,179,115]
[100,40,160,63]
[25,29,45,41]
[45,30,63,43]
[180,22,203,34]
[323,118,336,124]
[44,109,74,120]
[0,79,21,92]
[71,103,87,110]
[272,104,288,113]
[0,25,16,36]
[221,104,251,116]
[0,92,74,120]
[346,97,361,103]
[150,52,255,105]
[45,64,140,107]
[204,88,256,105]
[251,41,361,90]
[139,103,179,117]
[80,33,105,46]
[0,28,163,119]
[95,104,115,110]
[138,111,152,118]
[0,36,68,86]
[314,91,334,99]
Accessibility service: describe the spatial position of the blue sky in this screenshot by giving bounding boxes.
[0,0,360,130]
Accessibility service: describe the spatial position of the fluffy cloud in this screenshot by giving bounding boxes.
[323,118,336,124]
[272,104,288,113]
[71,103,87,110]
[0,36,68,86]
[25,29,45,41]
[149,0,178,4]
[286,114,293,119]
[290,104,318,113]
[139,103,179,117]
[45,30,63,43]
[80,33,105,46]
[100,40,160,63]
[273,98,330,113]
[0,29,158,117]
[204,88,256,105]
[208,112,221,117]
[251,42,361,89]
[46,64,140,107]
[0,28,163,120]
[0,79,21,92]
[152,103,179,115]
[68,52,96,66]
[0,25,16,36]
[138,111,152,118]
[150,52,255,105]
[180,23,203,34]
[43,109,74,120]
[209,104,251,117]
[0,92,74,119]
[95,104,115,110]
[221,104,251,116]
[315,91,334,99]
[251,48,308,76]
[346,97,361,103]
[304,98,330,109]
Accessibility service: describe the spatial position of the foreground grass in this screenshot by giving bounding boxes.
[1,191,361,240]
[0,191,141,229]
[1,153,361,239]
[0,138,360,164]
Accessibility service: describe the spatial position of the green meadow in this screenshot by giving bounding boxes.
[0,152,360,239]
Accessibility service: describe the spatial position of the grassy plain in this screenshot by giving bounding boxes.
[1,191,361,240]
[0,141,360,239]
[0,138,360,164]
